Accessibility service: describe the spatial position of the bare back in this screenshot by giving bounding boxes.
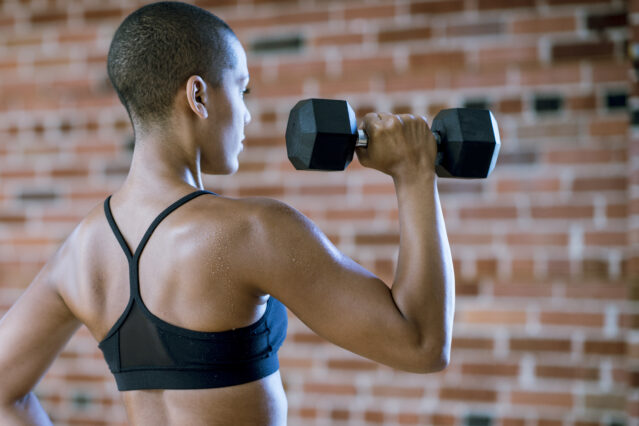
[59,188,287,426]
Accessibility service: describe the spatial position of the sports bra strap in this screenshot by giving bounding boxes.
[104,189,215,263]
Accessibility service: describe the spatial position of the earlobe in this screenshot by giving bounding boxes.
[186,75,208,119]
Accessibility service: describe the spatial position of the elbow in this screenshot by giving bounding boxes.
[410,339,451,374]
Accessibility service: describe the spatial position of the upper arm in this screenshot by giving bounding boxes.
[0,234,81,403]
[245,199,427,372]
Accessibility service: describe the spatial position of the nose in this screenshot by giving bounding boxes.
[244,106,252,126]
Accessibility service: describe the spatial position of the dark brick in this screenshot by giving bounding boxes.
[410,0,464,14]
[552,41,615,62]
[465,415,492,426]
[463,99,491,110]
[606,92,627,110]
[534,95,563,113]
[251,35,304,54]
[19,190,58,202]
[587,13,627,31]
[478,0,535,9]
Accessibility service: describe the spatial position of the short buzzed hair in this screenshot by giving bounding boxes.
[107,1,237,133]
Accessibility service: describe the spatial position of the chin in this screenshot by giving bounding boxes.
[202,161,238,175]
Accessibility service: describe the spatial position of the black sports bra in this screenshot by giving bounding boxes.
[98,190,287,391]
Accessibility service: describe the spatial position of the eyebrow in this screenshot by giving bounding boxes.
[238,74,249,82]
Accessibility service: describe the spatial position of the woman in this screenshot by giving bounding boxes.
[0,2,454,425]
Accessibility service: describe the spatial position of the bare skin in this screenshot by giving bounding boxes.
[0,36,454,426]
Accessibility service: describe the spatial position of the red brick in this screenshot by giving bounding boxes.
[290,332,327,344]
[344,4,396,20]
[459,206,518,220]
[537,420,562,426]
[536,365,599,381]
[304,382,357,395]
[584,393,626,410]
[452,337,494,351]
[505,232,568,246]
[31,11,67,25]
[378,27,432,43]
[540,311,604,327]
[494,282,553,298]
[574,177,626,192]
[545,148,625,164]
[430,413,456,426]
[583,339,626,356]
[228,11,329,29]
[564,282,627,300]
[567,94,597,110]
[498,98,523,114]
[83,8,124,21]
[237,186,285,197]
[355,233,399,245]
[440,387,497,402]
[520,64,582,85]
[531,205,593,219]
[462,309,527,325]
[512,16,576,33]
[384,72,438,92]
[410,51,467,70]
[313,33,364,47]
[479,46,538,67]
[342,56,395,75]
[511,391,573,407]
[326,358,378,371]
[503,419,526,426]
[319,75,372,96]
[296,185,347,196]
[372,385,425,398]
[277,60,326,80]
[398,413,421,424]
[450,69,507,88]
[446,22,503,37]
[364,411,385,423]
[331,409,349,420]
[448,233,492,245]
[461,362,519,377]
[50,166,90,178]
[410,0,465,14]
[584,232,626,246]
[593,63,629,83]
[589,118,629,137]
[547,0,613,4]
[607,203,626,218]
[477,258,498,276]
[251,80,303,98]
[510,338,571,352]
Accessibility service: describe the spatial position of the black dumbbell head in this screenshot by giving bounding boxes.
[431,109,501,178]
[286,98,358,170]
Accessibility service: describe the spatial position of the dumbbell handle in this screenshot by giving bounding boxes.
[355,129,442,148]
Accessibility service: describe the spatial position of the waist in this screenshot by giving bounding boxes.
[122,370,287,426]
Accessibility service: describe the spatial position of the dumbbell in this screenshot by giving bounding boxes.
[285,98,501,178]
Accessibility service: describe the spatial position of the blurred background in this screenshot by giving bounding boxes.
[0,0,635,424]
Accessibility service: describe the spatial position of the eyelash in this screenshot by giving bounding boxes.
[242,87,251,97]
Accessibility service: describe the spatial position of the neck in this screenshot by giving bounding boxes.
[120,134,204,196]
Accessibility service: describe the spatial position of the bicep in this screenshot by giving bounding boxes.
[249,200,421,370]
[0,246,81,403]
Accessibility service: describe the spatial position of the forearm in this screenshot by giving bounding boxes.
[390,173,455,369]
[0,393,53,426]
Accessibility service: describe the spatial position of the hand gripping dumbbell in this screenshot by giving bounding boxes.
[285,98,501,178]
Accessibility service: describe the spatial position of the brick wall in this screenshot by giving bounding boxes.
[0,0,634,425]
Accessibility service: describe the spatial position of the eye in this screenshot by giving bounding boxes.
[242,87,251,98]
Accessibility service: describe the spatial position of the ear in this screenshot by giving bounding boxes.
[186,75,209,119]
